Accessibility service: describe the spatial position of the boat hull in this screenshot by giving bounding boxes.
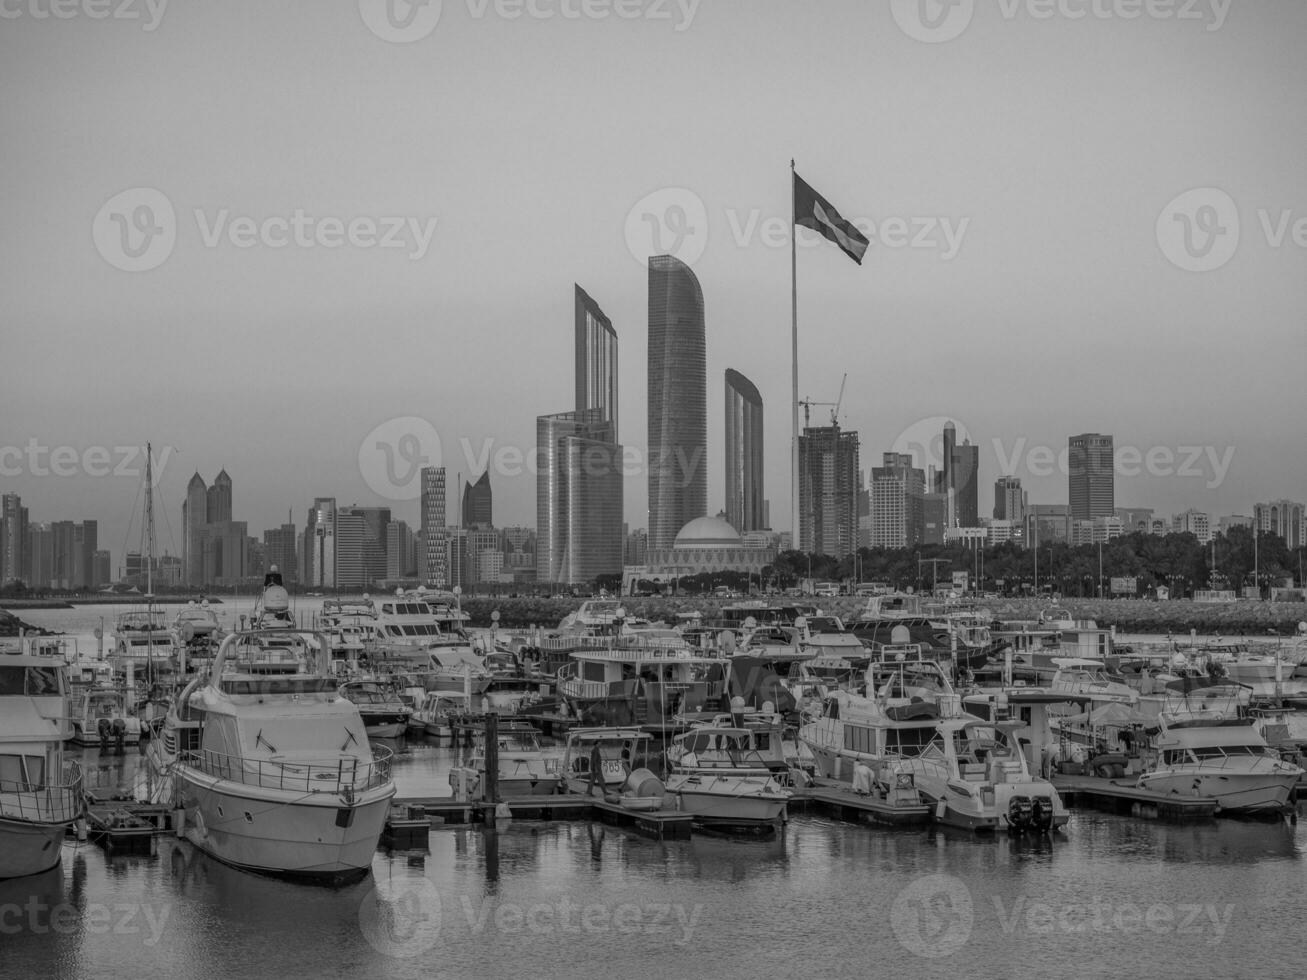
[1136,770,1298,813]
[176,770,394,885]
[665,774,789,826]
[0,817,67,880]
[363,720,407,739]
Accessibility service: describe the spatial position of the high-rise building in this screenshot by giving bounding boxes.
[1,492,27,584]
[536,410,624,584]
[419,467,447,587]
[334,510,367,589]
[71,521,97,590]
[304,498,336,589]
[647,254,706,551]
[92,550,111,589]
[1028,504,1070,544]
[798,424,860,557]
[445,528,469,590]
[724,369,765,534]
[25,523,53,589]
[537,283,624,586]
[202,521,247,587]
[1068,433,1115,521]
[206,469,232,523]
[1254,500,1305,549]
[624,526,648,567]
[386,520,416,580]
[183,472,207,586]
[869,452,925,548]
[461,472,493,529]
[951,440,979,528]
[263,523,298,584]
[993,476,1027,523]
[340,505,390,587]
[575,283,618,432]
[921,492,947,545]
[1171,509,1213,544]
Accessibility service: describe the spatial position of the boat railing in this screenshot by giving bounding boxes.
[182,745,393,793]
[0,762,83,824]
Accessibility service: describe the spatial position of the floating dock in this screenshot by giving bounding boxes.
[395,794,694,840]
[789,779,932,826]
[1051,775,1219,822]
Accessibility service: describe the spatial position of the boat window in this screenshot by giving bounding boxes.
[0,754,44,792]
[25,667,61,695]
[0,667,25,696]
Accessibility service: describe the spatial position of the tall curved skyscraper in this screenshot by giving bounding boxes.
[724,369,764,533]
[647,254,707,551]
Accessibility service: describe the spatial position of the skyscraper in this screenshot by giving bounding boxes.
[1068,433,1115,521]
[207,469,232,523]
[304,497,336,589]
[183,472,207,586]
[536,410,624,584]
[419,467,447,587]
[798,423,860,557]
[575,283,618,432]
[1,492,27,584]
[338,505,390,588]
[647,254,707,551]
[263,523,298,583]
[951,440,979,528]
[724,369,764,534]
[870,453,925,548]
[993,476,1027,523]
[536,284,624,585]
[461,472,493,529]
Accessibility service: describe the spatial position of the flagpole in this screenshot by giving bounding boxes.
[790,159,800,556]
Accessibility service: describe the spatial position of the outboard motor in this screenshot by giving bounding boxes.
[112,718,126,755]
[97,717,112,754]
[1030,796,1054,834]
[1007,795,1033,834]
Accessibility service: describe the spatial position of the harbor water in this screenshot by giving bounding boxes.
[3,604,1306,979]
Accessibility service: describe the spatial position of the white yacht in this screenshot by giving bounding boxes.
[1,641,83,880]
[364,595,492,694]
[1135,717,1301,815]
[554,638,729,727]
[449,725,563,800]
[110,608,172,680]
[664,719,792,828]
[149,585,396,885]
[68,683,143,748]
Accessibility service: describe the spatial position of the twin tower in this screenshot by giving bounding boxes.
[536,255,763,586]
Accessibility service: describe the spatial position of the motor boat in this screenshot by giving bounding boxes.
[339,679,411,739]
[147,576,396,884]
[0,640,83,880]
[1135,717,1301,815]
[449,725,563,800]
[664,719,792,828]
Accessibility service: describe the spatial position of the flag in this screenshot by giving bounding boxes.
[793,171,869,265]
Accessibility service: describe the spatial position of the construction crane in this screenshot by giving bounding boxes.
[798,373,848,428]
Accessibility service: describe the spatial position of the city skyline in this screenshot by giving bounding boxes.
[3,4,1304,563]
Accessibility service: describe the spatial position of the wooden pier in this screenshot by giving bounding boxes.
[1051,775,1219,822]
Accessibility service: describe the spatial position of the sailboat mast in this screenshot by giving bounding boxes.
[144,442,155,684]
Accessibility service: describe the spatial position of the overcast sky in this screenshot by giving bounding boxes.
[2,0,1304,566]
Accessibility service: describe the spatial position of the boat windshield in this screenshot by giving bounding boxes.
[0,665,61,696]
